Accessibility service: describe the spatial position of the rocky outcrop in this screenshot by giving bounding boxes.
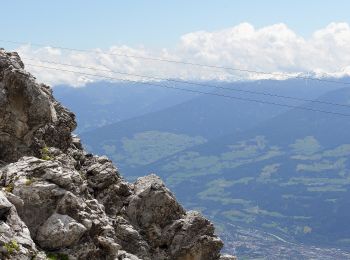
[0,50,76,163]
[0,49,235,259]
[0,191,47,259]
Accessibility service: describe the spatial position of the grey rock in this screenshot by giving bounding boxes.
[36,213,87,249]
[163,211,223,260]
[14,181,66,236]
[0,191,44,259]
[0,51,76,163]
[85,156,120,190]
[97,236,121,256]
[113,217,151,259]
[126,174,186,229]
[118,250,143,260]
[0,49,236,259]
[3,192,24,208]
[0,191,12,217]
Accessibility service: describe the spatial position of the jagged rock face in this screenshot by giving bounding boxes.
[0,50,76,163]
[0,191,47,259]
[0,49,235,260]
[36,213,87,250]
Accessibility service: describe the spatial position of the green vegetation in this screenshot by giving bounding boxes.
[191,139,350,242]
[103,131,207,167]
[4,183,14,193]
[41,146,53,161]
[296,158,347,173]
[261,222,289,234]
[25,178,33,186]
[323,144,350,158]
[291,143,350,161]
[4,240,19,254]
[257,163,280,183]
[85,123,350,247]
[122,134,350,244]
[244,206,285,218]
[290,136,322,156]
[223,209,255,223]
[259,164,280,178]
[286,176,350,185]
[163,136,283,185]
[262,222,279,228]
[307,185,347,192]
[198,184,252,206]
[46,252,69,260]
[303,226,312,234]
[198,178,254,205]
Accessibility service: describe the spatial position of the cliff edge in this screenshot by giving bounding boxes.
[0,49,235,260]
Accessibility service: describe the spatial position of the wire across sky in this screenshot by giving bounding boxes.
[22,57,350,109]
[1,39,350,117]
[25,63,350,117]
[1,39,350,86]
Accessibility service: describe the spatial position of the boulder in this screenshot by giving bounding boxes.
[36,213,87,249]
[126,174,185,229]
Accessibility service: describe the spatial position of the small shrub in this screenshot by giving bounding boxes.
[41,146,53,161]
[46,252,69,260]
[4,183,14,193]
[4,240,19,254]
[78,170,86,178]
[25,178,33,186]
[303,226,312,234]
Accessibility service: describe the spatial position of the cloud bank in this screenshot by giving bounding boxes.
[15,22,350,86]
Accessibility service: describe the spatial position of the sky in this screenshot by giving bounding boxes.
[1,1,350,86]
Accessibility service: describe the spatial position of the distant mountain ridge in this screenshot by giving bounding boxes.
[54,81,199,133]
[78,79,344,172]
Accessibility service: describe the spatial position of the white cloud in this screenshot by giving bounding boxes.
[14,22,350,87]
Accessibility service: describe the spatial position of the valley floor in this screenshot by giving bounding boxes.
[221,224,350,260]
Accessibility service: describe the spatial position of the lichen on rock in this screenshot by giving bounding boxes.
[0,49,235,260]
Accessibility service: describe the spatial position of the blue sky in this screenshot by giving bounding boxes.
[3,1,350,86]
[1,0,350,49]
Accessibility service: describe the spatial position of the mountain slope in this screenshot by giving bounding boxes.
[54,81,199,133]
[80,79,340,174]
[134,87,350,251]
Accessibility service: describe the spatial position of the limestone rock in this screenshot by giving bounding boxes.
[0,191,45,260]
[0,51,76,163]
[0,49,236,259]
[163,211,223,260]
[36,213,87,249]
[0,191,12,216]
[126,174,186,229]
